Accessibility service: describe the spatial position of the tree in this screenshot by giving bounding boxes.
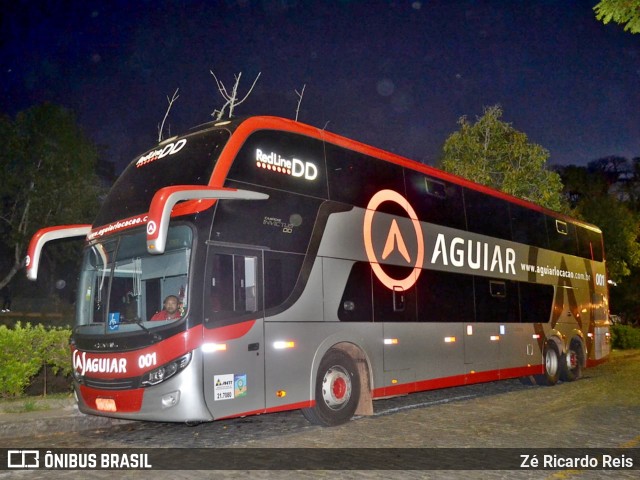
[557,164,609,208]
[0,104,102,290]
[439,105,565,211]
[594,0,640,34]
[577,194,640,282]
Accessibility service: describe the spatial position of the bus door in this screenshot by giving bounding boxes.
[202,246,265,419]
[464,278,514,376]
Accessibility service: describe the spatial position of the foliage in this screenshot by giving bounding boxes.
[0,322,72,397]
[594,0,640,34]
[610,266,640,324]
[611,324,640,349]
[578,194,640,281]
[440,105,565,212]
[558,164,609,208]
[0,104,103,290]
[558,160,640,284]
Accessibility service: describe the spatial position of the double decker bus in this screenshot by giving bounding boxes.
[26,116,610,426]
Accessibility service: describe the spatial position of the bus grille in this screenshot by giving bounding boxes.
[83,377,138,390]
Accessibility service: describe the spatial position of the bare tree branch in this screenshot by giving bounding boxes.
[210,71,261,120]
[158,88,180,142]
[295,84,306,121]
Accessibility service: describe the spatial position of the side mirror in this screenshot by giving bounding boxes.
[146,185,268,254]
[25,225,91,280]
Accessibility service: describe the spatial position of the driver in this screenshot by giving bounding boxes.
[150,295,181,321]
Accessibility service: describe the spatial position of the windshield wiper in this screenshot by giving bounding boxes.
[127,316,162,342]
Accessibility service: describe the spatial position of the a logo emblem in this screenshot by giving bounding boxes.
[7,450,39,469]
[146,221,157,236]
[363,190,424,290]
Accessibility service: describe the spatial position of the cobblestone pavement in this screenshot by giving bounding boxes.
[1,350,638,479]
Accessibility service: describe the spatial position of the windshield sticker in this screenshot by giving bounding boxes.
[235,374,247,398]
[108,312,120,331]
[88,215,148,240]
[136,139,187,168]
[214,374,234,401]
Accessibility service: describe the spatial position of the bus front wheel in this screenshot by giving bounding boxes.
[302,349,360,427]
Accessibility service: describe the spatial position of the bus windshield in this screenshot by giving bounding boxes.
[75,225,192,333]
[94,128,230,227]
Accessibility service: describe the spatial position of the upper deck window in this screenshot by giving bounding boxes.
[405,171,466,229]
[229,130,328,199]
[95,129,229,227]
[325,144,404,209]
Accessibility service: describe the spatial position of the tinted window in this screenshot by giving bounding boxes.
[96,129,228,227]
[405,171,466,229]
[205,251,261,326]
[326,144,405,209]
[474,277,519,323]
[417,270,473,323]
[519,282,554,323]
[372,264,417,322]
[229,130,328,199]
[510,204,548,248]
[338,262,373,322]
[464,188,511,239]
[577,226,604,262]
[212,181,323,254]
[547,217,578,256]
[264,251,305,311]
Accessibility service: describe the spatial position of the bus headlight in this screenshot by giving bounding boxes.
[141,352,192,387]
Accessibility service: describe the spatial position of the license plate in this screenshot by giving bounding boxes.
[96,398,117,412]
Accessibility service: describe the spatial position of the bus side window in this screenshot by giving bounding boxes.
[417,270,474,323]
[474,277,519,323]
[547,216,578,256]
[326,145,405,209]
[577,225,603,261]
[405,171,466,230]
[372,265,417,322]
[519,282,554,323]
[206,252,259,324]
[338,262,373,322]
[510,204,548,248]
[464,188,511,240]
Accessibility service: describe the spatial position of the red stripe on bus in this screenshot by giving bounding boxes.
[215,400,315,420]
[372,365,543,398]
[587,357,608,368]
[203,319,257,341]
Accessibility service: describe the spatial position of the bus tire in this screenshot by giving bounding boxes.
[541,341,561,386]
[561,339,584,382]
[302,349,361,427]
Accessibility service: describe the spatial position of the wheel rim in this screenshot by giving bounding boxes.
[546,348,558,376]
[321,365,352,410]
[567,350,578,370]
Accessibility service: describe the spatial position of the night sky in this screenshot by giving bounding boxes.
[1,0,639,174]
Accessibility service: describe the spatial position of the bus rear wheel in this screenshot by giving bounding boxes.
[541,341,561,386]
[561,339,584,382]
[302,349,360,427]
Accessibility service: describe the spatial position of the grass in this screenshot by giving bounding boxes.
[0,392,74,414]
